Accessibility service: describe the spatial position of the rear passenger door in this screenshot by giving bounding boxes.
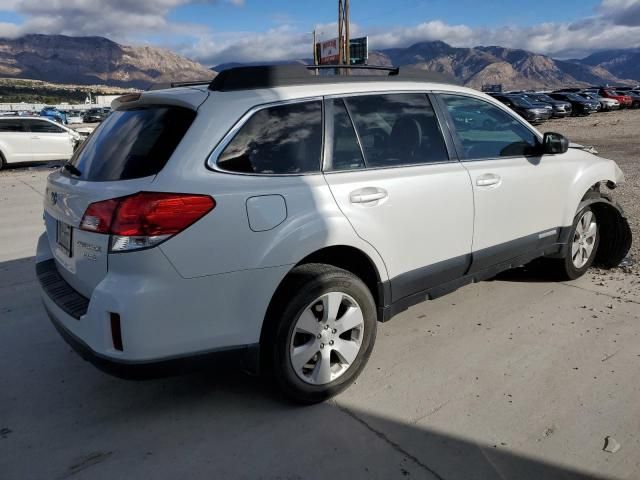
[438,93,571,273]
[323,93,474,304]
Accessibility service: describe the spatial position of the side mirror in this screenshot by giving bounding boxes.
[542,132,569,155]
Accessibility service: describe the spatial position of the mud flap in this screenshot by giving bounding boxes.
[579,196,633,268]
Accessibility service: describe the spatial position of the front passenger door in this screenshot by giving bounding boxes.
[439,93,572,273]
[27,120,73,161]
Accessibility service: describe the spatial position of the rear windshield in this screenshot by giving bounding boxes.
[67,105,195,181]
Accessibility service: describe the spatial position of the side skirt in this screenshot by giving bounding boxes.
[377,228,571,322]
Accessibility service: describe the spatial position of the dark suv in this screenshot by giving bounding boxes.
[548,93,599,116]
[521,93,572,118]
[490,94,553,124]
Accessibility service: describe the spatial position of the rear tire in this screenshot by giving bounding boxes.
[548,205,600,280]
[264,264,377,404]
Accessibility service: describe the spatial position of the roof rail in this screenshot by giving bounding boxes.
[208,64,459,92]
[147,80,212,91]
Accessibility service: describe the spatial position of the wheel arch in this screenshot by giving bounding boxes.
[575,189,632,268]
[259,245,389,365]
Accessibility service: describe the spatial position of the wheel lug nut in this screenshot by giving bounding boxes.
[317,334,322,339]
[324,325,329,330]
[329,340,334,346]
[320,343,325,349]
[332,329,337,334]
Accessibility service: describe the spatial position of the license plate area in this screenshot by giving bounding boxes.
[57,221,73,257]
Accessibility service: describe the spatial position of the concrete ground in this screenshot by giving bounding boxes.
[1,162,639,480]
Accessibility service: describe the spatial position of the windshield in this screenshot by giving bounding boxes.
[67,105,196,181]
[508,96,534,107]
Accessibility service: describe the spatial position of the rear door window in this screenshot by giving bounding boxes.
[343,93,449,168]
[217,101,322,174]
[67,106,195,181]
[0,119,27,132]
[328,99,365,171]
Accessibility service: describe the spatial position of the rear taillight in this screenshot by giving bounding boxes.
[80,192,215,252]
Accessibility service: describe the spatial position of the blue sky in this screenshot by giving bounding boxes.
[0,0,638,66]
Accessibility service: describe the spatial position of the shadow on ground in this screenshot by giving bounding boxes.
[0,256,612,480]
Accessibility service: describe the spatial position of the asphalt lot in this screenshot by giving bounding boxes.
[1,119,639,479]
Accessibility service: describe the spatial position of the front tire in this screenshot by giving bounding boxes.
[265,264,377,404]
[551,206,600,280]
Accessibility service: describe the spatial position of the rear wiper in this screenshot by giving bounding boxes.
[63,162,82,177]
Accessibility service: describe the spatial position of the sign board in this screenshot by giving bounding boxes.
[349,36,368,65]
[319,38,340,65]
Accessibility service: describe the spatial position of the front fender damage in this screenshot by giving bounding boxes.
[579,195,633,268]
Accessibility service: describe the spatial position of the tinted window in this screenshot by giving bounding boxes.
[29,120,65,133]
[329,99,365,171]
[442,95,539,160]
[218,101,322,174]
[344,94,449,168]
[0,119,26,132]
[68,106,195,181]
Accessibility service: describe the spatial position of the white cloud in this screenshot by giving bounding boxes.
[0,0,639,65]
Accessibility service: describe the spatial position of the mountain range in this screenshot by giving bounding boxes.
[0,34,638,90]
[219,41,639,90]
[0,34,214,89]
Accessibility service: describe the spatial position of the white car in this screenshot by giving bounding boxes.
[64,111,85,125]
[36,66,632,403]
[0,116,81,169]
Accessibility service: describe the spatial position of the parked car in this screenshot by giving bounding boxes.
[598,88,633,108]
[63,110,85,124]
[547,92,600,115]
[576,92,619,111]
[0,116,81,169]
[36,65,632,403]
[626,91,640,108]
[82,108,107,123]
[40,107,68,125]
[489,93,553,123]
[521,92,572,117]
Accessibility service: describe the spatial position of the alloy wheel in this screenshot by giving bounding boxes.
[572,210,597,269]
[289,292,364,385]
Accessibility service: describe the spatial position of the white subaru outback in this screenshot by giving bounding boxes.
[36,65,632,403]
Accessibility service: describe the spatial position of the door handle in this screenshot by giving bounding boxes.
[476,173,501,187]
[350,187,388,204]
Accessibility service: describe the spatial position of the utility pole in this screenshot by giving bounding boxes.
[338,0,343,65]
[312,29,318,66]
[338,0,350,73]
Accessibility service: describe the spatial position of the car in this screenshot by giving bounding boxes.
[489,93,553,123]
[63,110,85,124]
[521,92,572,117]
[36,65,632,403]
[598,88,633,108]
[82,108,107,123]
[576,92,620,112]
[40,107,68,125]
[0,116,82,169]
[625,91,640,108]
[547,92,600,115]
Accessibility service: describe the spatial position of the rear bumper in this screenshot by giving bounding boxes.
[35,232,289,377]
[42,297,258,379]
